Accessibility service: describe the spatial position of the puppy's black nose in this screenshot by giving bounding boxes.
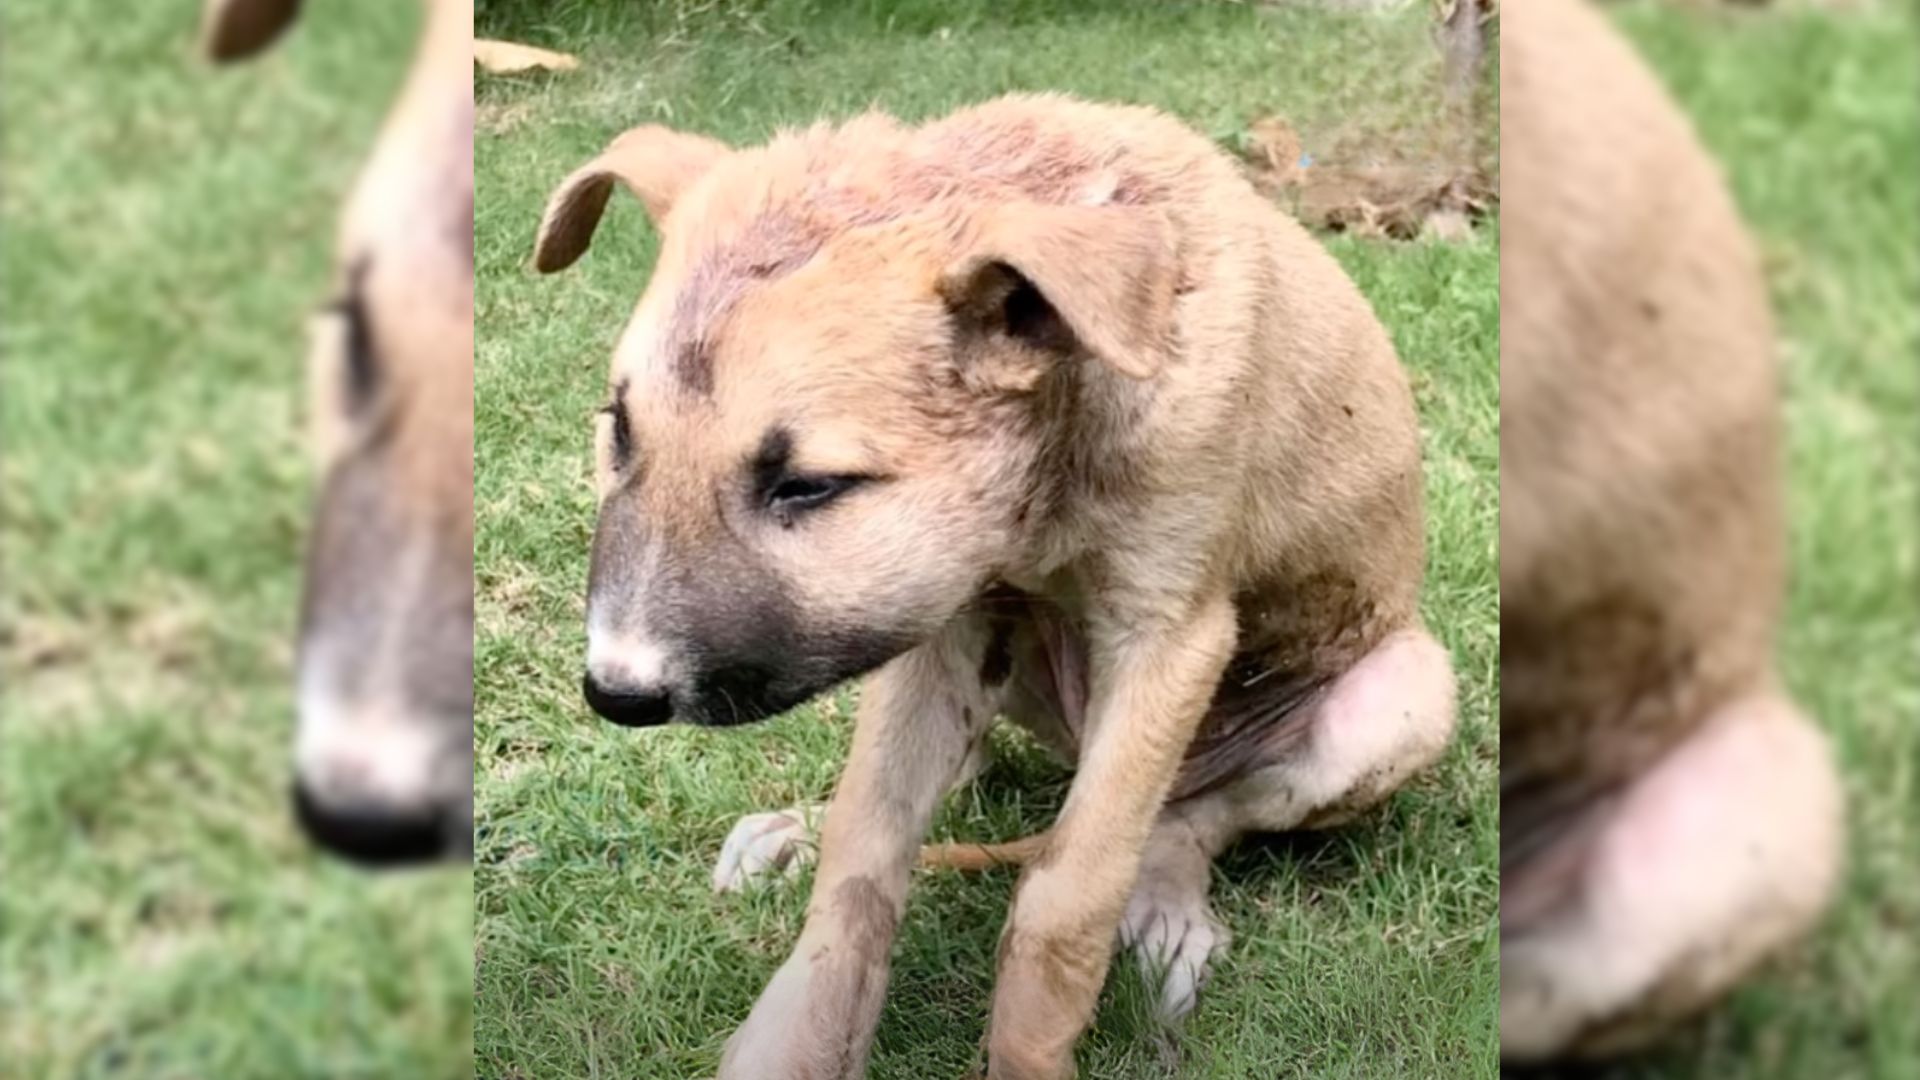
[582,672,673,727]
[292,781,450,868]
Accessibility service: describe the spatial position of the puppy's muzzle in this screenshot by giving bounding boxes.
[582,671,674,727]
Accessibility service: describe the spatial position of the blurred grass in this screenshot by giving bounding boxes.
[1535,4,1920,1080]
[473,3,1498,1077]
[1,2,472,1077]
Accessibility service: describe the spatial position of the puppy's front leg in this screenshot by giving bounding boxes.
[986,593,1237,1080]
[719,618,1000,1080]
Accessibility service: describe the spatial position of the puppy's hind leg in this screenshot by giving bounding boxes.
[1500,691,1842,1061]
[1225,626,1458,835]
[1118,806,1232,1024]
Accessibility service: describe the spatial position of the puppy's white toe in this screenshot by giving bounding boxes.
[711,805,822,893]
[1120,886,1230,1023]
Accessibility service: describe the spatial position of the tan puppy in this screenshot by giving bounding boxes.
[1500,0,1843,1060]
[536,94,1456,1079]
[202,0,476,864]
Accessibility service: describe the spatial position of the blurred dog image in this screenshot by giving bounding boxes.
[202,0,476,865]
[534,94,1457,1079]
[1499,0,1843,1059]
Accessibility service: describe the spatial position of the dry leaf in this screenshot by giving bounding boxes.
[474,39,579,75]
[1246,116,1306,189]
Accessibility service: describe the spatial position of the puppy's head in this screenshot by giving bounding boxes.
[535,119,1176,728]
[206,0,476,864]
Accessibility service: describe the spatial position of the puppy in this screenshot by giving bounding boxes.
[1500,0,1843,1060]
[535,94,1457,1079]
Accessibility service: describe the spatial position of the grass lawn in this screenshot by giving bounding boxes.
[0,2,472,1077]
[1550,5,1920,1079]
[473,3,1498,1077]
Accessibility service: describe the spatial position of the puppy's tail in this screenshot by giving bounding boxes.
[918,830,1051,871]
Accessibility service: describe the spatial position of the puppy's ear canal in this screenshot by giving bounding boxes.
[940,203,1178,380]
[200,0,303,62]
[532,126,732,273]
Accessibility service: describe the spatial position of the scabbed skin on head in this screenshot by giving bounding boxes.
[544,96,1211,728]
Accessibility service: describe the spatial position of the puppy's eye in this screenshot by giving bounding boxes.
[599,395,633,467]
[749,427,875,523]
[320,263,379,416]
[305,270,382,466]
[765,473,863,515]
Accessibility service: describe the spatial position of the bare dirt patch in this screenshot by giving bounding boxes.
[1242,114,1497,240]
[1237,1,1499,240]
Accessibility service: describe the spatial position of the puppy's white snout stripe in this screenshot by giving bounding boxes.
[587,633,672,691]
[296,695,444,808]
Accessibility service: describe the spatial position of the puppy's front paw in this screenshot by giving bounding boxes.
[1120,886,1230,1023]
[712,804,822,893]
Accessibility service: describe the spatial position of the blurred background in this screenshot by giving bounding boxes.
[1,2,473,1077]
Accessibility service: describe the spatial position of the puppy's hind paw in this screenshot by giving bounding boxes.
[1120,888,1230,1023]
[711,804,823,893]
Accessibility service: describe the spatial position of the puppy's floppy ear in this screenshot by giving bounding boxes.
[200,0,303,62]
[939,202,1177,381]
[533,126,731,273]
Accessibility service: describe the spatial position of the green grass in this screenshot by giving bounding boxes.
[1548,6,1920,1079]
[473,3,1498,1077]
[0,2,472,1077]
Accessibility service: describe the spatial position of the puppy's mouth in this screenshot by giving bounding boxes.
[673,632,921,728]
[675,670,815,728]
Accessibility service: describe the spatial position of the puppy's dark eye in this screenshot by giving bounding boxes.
[765,473,862,515]
[599,390,633,468]
[322,259,379,414]
[749,426,874,523]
